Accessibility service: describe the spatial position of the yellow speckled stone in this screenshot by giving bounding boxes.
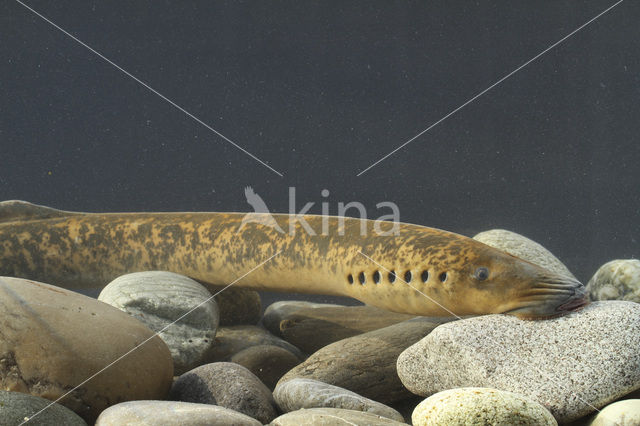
[411,387,557,426]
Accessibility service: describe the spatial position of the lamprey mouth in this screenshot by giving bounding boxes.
[504,274,589,320]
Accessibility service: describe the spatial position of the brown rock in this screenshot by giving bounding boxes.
[208,325,304,362]
[230,344,302,390]
[263,301,414,354]
[201,285,261,325]
[0,276,173,423]
[277,317,452,404]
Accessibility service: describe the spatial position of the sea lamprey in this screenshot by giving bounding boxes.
[0,200,588,319]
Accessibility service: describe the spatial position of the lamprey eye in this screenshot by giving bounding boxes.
[475,267,489,281]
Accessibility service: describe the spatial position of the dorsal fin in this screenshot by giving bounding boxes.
[0,200,80,223]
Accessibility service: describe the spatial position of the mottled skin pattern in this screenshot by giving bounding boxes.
[0,201,588,319]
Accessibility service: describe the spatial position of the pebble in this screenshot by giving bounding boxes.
[0,390,87,426]
[586,259,640,302]
[211,287,262,325]
[473,229,576,278]
[0,276,173,423]
[268,407,408,425]
[230,344,302,390]
[262,301,414,353]
[274,378,404,422]
[278,317,451,404]
[95,400,262,426]
[584,399,640,425]
[411,387,557,426]
[98,271,219,375]
[397,301,640,423]
[209,325,304,361]
[169,362,277,424]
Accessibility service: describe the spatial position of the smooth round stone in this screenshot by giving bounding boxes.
[96,400,262,426]
[585,399,640,425]
[0,276,173,423]
[412,388,557,426]
[98,271,219,375]
[587,259,640,302]
[0,390,87,426]
[209,325,304,362]
[263,301,414,354]
[209,286,262,325]
[230,344,302,390]
[278,317,452,404]
[473,229,576,278]
[274,378,404,422]
[268,407,408,425]
[397,301,640,423]
[169,362,277,424]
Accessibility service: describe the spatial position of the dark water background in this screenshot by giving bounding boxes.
[1,1,639,304]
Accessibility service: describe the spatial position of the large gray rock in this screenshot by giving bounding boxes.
[274,378,404,421]
[268,407,408,425]
[169,362,277,424]
[0,276,173,423]
[278,317,451,404]
[587,259,640,302]
[209,325,304,362]
[263,301,414,353]
[473,229,576,279]
[397,301,640,423]
[0,390,87,426]
[411,387,557,426]
[95,400,262,426]
[98,271,219,375]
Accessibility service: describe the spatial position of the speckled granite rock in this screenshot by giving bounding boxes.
[0,276,173,423]
[0,390,87,426]
[209,325,304,361]
[584,399,640,425]
[169,362,277,424]
[274,378,404,421]
[411,387,557,426]
[95,400,262,426]
[268,407,408,425]
[587,259,640,302]
[98,271,219,375]
[230,344,302,390]
[278,317,451,404]
[263,301,414,353]
[473,229,576,278]
[397,301,640,423]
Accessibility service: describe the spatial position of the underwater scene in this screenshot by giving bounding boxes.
[1,1,639,425]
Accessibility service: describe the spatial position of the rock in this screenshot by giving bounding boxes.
[584,399,640,426]
[98,271,219,375]
[0,276,173,423]
[95,400,262,426]
[397,301,640,423]
[274,378,404,422]
[230,344,302,390]
[209,325,304,362]
[411,387,557,426]
[0,390,87,426]
[169,362,277,423]
[268,407,408,425]
[586,259,640,302]
[206,286,262,325]
[473,229,576,278]
[263,301,414,353]
[278,317,452,404]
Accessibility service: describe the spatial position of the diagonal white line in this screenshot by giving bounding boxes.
[20,250,282,425]
[14,0,284,177]
[357,0,624,176]
[356,250,601,414]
